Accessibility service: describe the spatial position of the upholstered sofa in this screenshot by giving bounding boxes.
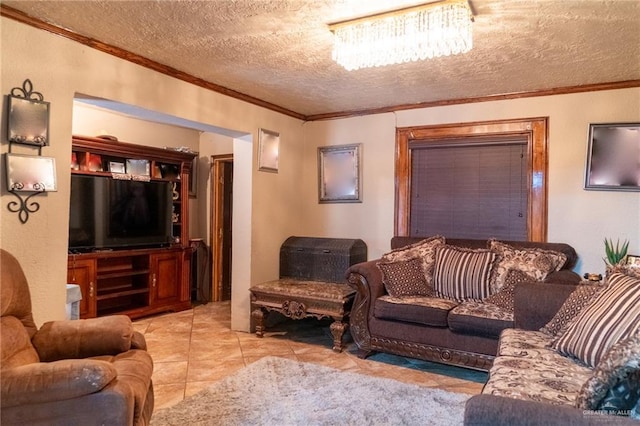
[0,249,154,425]
[464,272,640,425]
[346,236,581,370]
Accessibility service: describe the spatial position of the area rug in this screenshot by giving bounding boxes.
[151,356,469,426]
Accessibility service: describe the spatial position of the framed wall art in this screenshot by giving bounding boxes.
[627,254,640,268]
[318,143,362,203]
[258,128,279,172]
[585,122,640,191]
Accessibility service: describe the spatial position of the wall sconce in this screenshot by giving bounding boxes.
[7,79,50,150]
[4,154,57,224]
[4,79,54,224]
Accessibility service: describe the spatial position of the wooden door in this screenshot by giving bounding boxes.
[67,257,97,318]
[150,251,181,306]
[211,155,233,302]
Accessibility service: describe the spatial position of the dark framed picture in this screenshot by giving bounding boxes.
[627,254,640,268]
[585,123,640,191]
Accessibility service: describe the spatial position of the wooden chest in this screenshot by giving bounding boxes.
[279,236,367,282]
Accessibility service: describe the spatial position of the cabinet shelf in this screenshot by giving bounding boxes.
[97,269,150,280]
[97,282,145,294]
[97,288,150,301]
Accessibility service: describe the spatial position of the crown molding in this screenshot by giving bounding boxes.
[3,4,639,123]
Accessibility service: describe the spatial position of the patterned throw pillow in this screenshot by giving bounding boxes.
[377,258,433,297]
[540,284,604,336]
[574,332,640,411]
[432,245,496,301]
[607,264,640,280]
[485,269,534,313]
[598,371,640,414]
[489,240,567,293]
[551,273,640,368]
[381,236,445,285]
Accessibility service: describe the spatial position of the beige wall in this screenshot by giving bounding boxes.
[72,102,201,151]
[3,17,638,331]
[302,89,640,276]
[1,18,304,330]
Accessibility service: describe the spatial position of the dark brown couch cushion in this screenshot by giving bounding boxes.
[374,295,457,327]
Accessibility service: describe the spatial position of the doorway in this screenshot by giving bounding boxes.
[210,155,233,301]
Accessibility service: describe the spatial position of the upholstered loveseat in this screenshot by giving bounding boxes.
[464,272,640,425]
[346,236,581,370]
[0,249,154,425]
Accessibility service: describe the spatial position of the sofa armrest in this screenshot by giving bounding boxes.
[346,260,386,354]
[131,331,148,350]
[464,394,637,426]
[514,282,578,330]
[346,260,386,300]
[0,359,116,408]
[32,315,135,362]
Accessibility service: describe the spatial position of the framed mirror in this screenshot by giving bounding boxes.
[318,143,362,203]
[258,128,279,173]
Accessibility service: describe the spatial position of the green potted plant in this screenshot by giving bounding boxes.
[604,238,629,266]
[604,238,629,276]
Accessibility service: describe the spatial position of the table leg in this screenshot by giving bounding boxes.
[330,319,348,352]
[252,307,266,337]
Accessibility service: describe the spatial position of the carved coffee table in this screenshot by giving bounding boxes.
[250,278,356,352]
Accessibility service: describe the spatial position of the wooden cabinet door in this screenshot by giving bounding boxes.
[67,257,97,318]
[150,251,181,306]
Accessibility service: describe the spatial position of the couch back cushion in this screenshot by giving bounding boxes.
[390,237,578,270]
[381,236,445,287]
[432,245,496,301]
[489,240,567,293]
[551,273,640,368]
[1,316,39,370]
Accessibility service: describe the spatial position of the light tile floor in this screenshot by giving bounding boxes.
[133,302,487,411]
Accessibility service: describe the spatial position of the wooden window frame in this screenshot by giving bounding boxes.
[395,117,549,242]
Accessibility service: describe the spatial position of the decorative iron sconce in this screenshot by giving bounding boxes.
[7,79,50,151]
[4,79,55,224]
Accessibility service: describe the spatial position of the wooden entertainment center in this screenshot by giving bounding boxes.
[67,135,196,319]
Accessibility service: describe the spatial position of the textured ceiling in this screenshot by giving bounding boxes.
[4,0,640,118]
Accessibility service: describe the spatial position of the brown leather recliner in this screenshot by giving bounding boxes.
[0,249,154,425]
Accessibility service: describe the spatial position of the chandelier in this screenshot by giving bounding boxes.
[329,0,474,71]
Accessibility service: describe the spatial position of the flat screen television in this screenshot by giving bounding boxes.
[585,122,640,191]
[69,175,173,252]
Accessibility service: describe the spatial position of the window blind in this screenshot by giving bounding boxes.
[410,141,528,240]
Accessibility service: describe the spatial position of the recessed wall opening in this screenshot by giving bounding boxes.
[71,94,250,328]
